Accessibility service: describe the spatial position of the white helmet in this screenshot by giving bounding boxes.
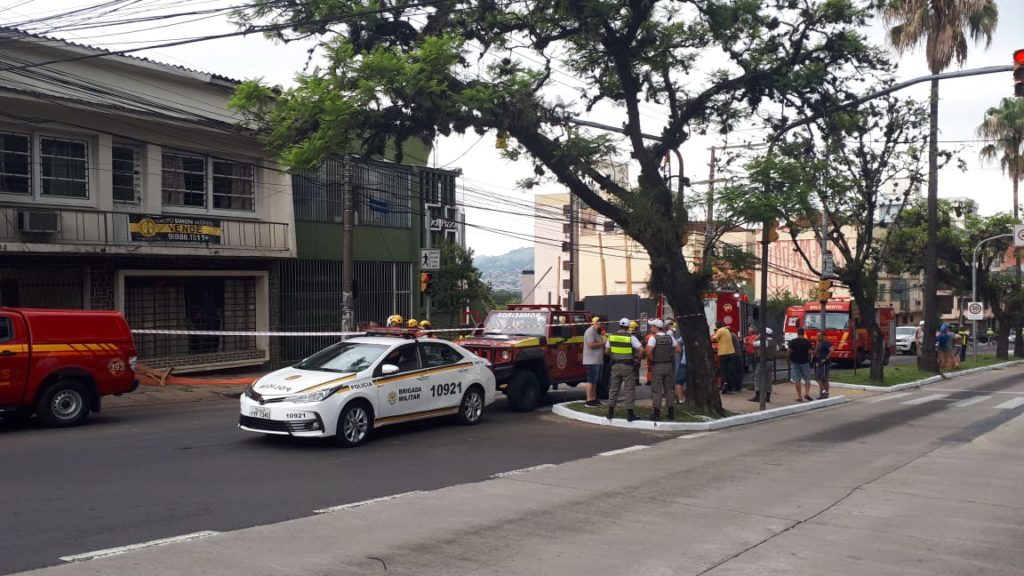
[765,327,774,335]
[651,319,664,329]
[619,318,631,327]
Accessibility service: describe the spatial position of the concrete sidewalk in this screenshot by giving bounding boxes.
[104,382,248,409]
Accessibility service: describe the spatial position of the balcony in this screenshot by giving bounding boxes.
[0,204,291,256]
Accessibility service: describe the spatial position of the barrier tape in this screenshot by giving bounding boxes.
[130,316,696,338]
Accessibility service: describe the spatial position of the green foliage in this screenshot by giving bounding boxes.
[490,290,522,308]
[431,241,493,323]
[767,289,806,320]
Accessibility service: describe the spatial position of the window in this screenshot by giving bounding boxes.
[0,316,11,343]
[40,137,88,198]
[112,145,141,203]
[422,342,464,368]
[162,151,207,208]
[0,132,30,195]
[294,342,388,373]
[378,343,421,374]
[212,160,255,211]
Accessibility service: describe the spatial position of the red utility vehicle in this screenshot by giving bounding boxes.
[783,298,894,365]
[0,308,138,426]
[704,291,752,336]
[456,304,590,411]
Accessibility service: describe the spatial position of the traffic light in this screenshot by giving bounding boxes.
[1014,49,1024,97]
[766,220,779,242]
[817,279,832,302]
[419,271,432,293]
[495,131,508,149]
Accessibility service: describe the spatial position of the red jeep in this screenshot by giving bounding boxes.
[0,308,138,427]
[456,305,589,411]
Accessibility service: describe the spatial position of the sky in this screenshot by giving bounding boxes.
[4,0,1022,257]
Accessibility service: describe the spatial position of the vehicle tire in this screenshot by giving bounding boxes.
[36,379,91,428]
[334,401,373,448]
[910,343,917,356]
[456,386,485,425]
[507,370,541,412]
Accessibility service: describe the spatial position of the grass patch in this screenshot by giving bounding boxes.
[566,402,736,422]
[831,354,1006,386]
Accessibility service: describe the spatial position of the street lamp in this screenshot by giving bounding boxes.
[972,233,1012,361]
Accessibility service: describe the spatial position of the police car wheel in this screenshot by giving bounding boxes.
[335,402,373,448]
[37,380,91,428]
[457,386,484,425]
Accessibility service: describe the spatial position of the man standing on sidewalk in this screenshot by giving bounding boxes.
[814,332,832,400]
[646,319,681,421]
[582,316,606,407]
[713,321,739,394]
[606,318,642,422]
[789,328,816,402]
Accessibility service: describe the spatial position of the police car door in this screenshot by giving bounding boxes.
[420,342,470,411]
[374,342,428,419]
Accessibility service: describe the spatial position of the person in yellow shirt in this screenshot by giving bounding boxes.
[713,321,740,394]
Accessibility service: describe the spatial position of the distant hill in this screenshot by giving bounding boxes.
[475,247,533,292]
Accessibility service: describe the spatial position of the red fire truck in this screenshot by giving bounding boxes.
[783,298,894,366]
[704,291,752,336]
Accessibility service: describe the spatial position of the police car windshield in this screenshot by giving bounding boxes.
[483,311,548,336]
[296,342,388,373]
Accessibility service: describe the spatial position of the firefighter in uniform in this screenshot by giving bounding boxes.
[606,318,642,421]
[646,319,681,421]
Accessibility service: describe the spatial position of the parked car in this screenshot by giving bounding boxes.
[0,307,138,426]
[895,325,918,355]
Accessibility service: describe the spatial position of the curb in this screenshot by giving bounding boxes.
[551,396,849,431]
[831,359,1024,393]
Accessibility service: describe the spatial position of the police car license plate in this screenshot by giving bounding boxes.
[249,406,272,419]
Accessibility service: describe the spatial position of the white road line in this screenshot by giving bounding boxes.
[60,531,220,563]
[677,431,717,440]
[314,491,423,514]
[865,392,914,403]
[598,445,649,457]
[994,397,1024,410]
[930,387,1024,395]
[491,464,556,478]
[900,393,950,406]
[951,396,991,408]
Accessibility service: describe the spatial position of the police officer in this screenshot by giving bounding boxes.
[606,318,642,421]
[646,319,681,421]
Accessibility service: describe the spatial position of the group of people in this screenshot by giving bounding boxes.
[785,328,832,402]
[365,314,433,336]
[915,321,969,370]
[582,316,687,422]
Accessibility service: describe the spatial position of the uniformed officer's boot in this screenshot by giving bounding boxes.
[607,406,615,420]
[667,406,675,421]
[650,408,661,422]
[765,391,772,403]
[626,409,636,422]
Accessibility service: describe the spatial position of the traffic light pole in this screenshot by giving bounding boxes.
[972,233,1012,362]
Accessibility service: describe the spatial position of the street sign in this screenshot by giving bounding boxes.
[966,301,984,321]
[420,248,441,270]
[1015,224,1024,247]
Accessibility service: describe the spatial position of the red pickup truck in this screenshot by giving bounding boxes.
[0,308,138,427]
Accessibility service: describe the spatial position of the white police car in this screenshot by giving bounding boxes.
[240,334,495,447]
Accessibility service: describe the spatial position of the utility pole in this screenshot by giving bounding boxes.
[704,146,716,273]
[820,209,828,338]
[341,156,355,333]
[567,194,577,310]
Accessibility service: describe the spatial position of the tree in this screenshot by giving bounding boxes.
[231,0,887,416]
[737,95,928,382]
[977,97,1024,356]
[431,241,493,327]
[882,0,998,372]
[766,289,805,324]
[885,201,1019,359]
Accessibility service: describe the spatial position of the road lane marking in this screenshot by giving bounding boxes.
[865,392,913,403]
[60,531,220,563]
[598,445,649,457]
[930,387,1024,395]
[900,393,949,406]
[952,396,991,408]
[491,464,556,478]
[314,491,423,514]
[676,431,717,440]
[994,397,1024,410]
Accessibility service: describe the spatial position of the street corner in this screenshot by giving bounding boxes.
[552,395,850,432]
[104,383,246,409]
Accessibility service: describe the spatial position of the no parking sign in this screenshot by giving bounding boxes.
[966,302,984,321]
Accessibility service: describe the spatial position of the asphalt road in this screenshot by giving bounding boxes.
[0,387,658,575]
[7,366,1024,576]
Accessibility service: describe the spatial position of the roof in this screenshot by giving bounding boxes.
[0,26,242,85]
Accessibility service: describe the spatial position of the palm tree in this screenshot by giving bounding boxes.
[978,97,1024,358]
[883,0,998,372]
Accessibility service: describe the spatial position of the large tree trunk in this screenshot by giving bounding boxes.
[850,287,884,383]
[918,78,939,372]
[648,243,725,417]
[995,312,1011,360]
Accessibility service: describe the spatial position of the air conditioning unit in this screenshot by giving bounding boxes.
[17,210,60,234]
